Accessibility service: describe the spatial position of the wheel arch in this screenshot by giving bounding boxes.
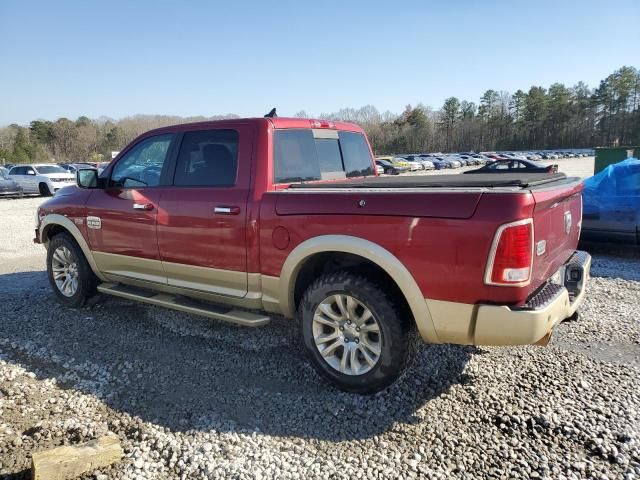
[279,235,439,343]
[40,214,107,282]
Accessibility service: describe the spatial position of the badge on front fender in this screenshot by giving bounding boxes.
[87,216,102,230]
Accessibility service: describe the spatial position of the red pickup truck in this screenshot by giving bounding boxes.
[35,117,591,393]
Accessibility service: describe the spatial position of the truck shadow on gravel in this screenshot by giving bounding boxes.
[0,271,475,441]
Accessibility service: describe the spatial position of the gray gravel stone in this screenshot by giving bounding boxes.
[0,171,638,479]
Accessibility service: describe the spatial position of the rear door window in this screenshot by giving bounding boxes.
[273,129,374,183]
[174,129,239,187]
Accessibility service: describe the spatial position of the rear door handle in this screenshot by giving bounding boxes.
[133,203,154,211]
[214,206,240,215]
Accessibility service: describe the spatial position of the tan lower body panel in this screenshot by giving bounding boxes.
[93,252,166,284]
[425,284,584,346]
[93,251,253,298]
[92,251,273,311]
[260,275,285,316]
[473,290,571,345]
[425,299,476,344]
[162,260,248,298]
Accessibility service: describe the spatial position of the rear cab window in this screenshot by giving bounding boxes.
[273,128,374,184]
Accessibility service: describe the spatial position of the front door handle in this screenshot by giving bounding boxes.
[214,205,240,215]
[133,203,154,211]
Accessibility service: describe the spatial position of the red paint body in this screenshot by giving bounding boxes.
[38,117,583,307]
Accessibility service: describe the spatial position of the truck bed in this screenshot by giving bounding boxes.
[287,172,569,190]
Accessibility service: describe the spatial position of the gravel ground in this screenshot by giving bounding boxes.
[1,157,639,479]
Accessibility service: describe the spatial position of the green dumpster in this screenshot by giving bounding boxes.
[594,146,640,174]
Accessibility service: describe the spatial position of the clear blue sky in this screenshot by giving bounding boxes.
[1,0,638,125]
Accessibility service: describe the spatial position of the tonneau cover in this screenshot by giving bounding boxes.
[287,172,567,189]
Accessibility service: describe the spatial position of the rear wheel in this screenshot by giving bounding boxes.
[39,183,52,196]
[299,271,417,394]
[47,232,97,307]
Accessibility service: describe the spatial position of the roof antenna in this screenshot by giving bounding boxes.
[264,108,277,118]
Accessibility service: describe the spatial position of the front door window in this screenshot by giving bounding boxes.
[111,134,173,188]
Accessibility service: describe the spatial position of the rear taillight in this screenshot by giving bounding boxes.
[485,219,534,286]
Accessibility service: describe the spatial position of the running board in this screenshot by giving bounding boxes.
[97,283,270,327]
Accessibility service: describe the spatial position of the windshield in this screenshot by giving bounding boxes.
[35,165,68,174]
[0,169,8,179]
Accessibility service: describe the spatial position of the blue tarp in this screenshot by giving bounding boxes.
[582,157,640,222]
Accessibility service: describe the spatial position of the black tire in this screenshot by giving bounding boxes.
[299,271,418,394]
[563,310,580,323]
[39,183,52,196]
[47,232,98,308]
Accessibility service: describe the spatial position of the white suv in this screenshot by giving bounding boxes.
[8,164,76,196]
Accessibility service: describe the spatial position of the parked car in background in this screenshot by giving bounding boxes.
[375,159,407,175]
[396,156,423,171]
[458,155,481,165]
[472,154,493,164]
[465,159,558,174]
[8,164,76,196]
[376,156,411,171]
[0,168,23,197]
[418,155,446,170]
[430,156,454,168]
[59,163,77,173]
[389,157,413,171]
[450,155,468,166]
[60,163,97,174]
[97,162,112,174]
[442,156,462,168]
[418,159,435,170]
[581,158,640,245]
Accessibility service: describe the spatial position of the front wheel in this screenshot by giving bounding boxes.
[47,232,97,307]
[299,271,417,394]
[39,183,52,196]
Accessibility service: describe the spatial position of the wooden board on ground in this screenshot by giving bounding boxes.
[31,434,123,480]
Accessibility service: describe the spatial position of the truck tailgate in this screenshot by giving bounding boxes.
[530,179,584,292]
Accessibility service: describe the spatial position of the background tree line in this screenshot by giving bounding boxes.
[1,66,638,165]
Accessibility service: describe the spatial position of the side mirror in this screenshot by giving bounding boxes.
[77,168,99,188]
[26,170,36,175]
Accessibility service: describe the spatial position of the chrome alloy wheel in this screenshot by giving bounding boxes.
[312,294,382,375]
[51,246,79,297]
